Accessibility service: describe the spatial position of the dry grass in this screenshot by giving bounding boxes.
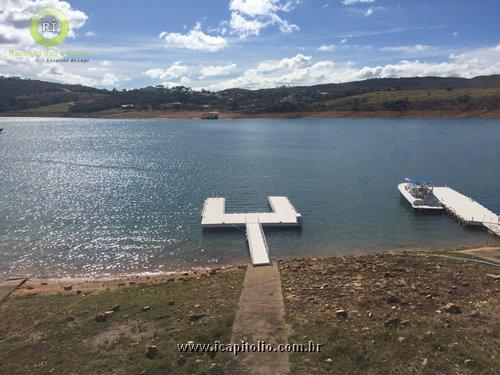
[0,268,245,374]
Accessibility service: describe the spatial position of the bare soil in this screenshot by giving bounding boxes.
[279,251,500,374]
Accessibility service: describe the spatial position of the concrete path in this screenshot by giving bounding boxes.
[229,264,290,375]
[0,278,27,303]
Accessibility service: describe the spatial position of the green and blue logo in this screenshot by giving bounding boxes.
[30,8,69,47]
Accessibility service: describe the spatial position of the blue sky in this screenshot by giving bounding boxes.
[1,0,499,90]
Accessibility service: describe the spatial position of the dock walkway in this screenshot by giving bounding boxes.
[433,187,499,236]
[201,196,301,265]
[246,220,270,266]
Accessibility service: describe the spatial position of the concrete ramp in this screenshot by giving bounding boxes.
[229,264,290,374]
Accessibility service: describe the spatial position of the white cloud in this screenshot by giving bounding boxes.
[85,60,113,73]
[229,13,267,38]
[180,76,191,85]
[317,44,336,51]
[228,0,301,38]
[143,61,190,81]
[256,53,310,72]
[452,31,459,37]
[230,0,281,17]
[85,31,96,37]
[380,44,431,54]
[159,22,228,52]
[341,0,374,4]
[203,45,500,90]
[36,65,130,87]
[101,72,131,86]
[199,63,237,78]
[38,65,97,86]
[364,7,374,16]
[340,38,347,44]
[0,0,88,46]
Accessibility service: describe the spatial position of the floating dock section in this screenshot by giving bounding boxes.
[245,219,270,266]
[201,197,301,265]
[433,187,499,236]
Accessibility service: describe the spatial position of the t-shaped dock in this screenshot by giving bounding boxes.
[201,197,302,266]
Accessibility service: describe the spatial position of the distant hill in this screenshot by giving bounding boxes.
[0,76,100,98]
[1,75,500,115]
[0,76,104,112]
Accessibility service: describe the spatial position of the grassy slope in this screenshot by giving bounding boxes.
[0,269,244,374]
[279,253,499,374]
[22,102,71,113]
[320,88,500,111]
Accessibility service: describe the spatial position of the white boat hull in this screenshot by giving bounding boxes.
[398,183,443,210]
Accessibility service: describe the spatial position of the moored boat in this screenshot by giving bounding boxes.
[398,178,443,210]
[201,111,219,119]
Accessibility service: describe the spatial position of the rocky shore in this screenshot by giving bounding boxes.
[279,251,499,374]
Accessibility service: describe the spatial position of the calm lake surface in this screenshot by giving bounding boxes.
[0,117,499,277]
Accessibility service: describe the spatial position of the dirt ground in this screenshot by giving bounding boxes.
[279,251,500,374]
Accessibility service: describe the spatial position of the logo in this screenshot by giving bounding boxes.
[30,8,69,47]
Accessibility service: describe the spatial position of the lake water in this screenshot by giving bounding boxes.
[0,117,499,278]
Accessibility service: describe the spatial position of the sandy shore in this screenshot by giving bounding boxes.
[3,109,500,119]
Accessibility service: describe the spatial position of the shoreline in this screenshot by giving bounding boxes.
[2,109,500,119]
[12,263,246,296]
[2,246,498,373]
[3,242,499,283]
[11,245,499,295]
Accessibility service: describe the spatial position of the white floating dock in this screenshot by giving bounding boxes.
[433,187,499,236]
[201,196,301,228]
[201,196,301,265]
[246,220,270,266]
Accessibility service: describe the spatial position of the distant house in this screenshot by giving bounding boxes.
[121,104,134,109]
[68,102,76,106]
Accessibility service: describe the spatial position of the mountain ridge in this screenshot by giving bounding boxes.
[1,74,500,115]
